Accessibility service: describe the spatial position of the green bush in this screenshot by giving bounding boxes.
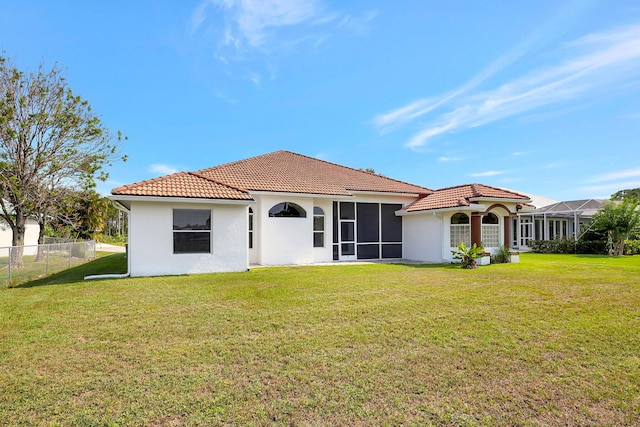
[624,239,640,255]
[491,246,511,263]
[529,238,607,255]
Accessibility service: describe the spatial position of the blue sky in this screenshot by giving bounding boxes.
[1,0,640,201]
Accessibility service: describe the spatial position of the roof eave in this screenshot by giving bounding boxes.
[398,206,476,216]
[109,194,255,205]
[248,190,354,199]
[468,197,532,204]
[348,190,427,198]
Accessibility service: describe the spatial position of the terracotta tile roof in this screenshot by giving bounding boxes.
[111,172,252,200]
[195,150,433,196]
[404,183,530,212]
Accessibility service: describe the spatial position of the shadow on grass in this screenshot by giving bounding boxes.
[14,253,128,288]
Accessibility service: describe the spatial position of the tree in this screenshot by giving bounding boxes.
[0,54,124,267]
[611,188,640,202]
[591,199,640,256]
[45,190,110,240]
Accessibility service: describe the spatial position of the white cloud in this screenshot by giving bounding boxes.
[437,156,466,163]
[587,167,640,183]
[511,150,534,156]
[189,0,344,55]
[469,170,509,177]
[580,180,640,194]
[373,23,640,149]
[149,164,180,175]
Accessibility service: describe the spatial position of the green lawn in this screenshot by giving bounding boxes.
[1,254,638,426]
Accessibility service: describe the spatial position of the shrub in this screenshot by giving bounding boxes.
[492,246,511,264]
[624,239,640,255]
[451,242,485,269]
[529,238,608,255]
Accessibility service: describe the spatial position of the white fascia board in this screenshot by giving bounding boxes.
[109,195,254,206]
[517,205,537,214]
[468,197,532,204]
[397,206,476,216]
[249,190,354,200]
[111,199,131,212]
[348,190,422,198]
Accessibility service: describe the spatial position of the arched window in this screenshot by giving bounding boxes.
[482,212,500,247]
[450,213,471,247]
[248,207,254,249]
[313,207,324,247]
[268,202,307,218]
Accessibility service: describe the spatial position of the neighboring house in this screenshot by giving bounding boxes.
[513,199,606,251]
[0,219,40,256]
[111,151,533,277]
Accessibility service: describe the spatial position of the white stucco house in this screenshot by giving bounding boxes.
[111,151,533,277]
[0,219,40,256]
[513,199,606,250]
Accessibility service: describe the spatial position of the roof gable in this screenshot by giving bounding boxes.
[404,183,530,212]
[111,172,252,200]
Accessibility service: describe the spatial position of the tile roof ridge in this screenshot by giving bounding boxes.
[195,150,287,174]
[187,171,250,194]
[470,183,529,199]
[432,183,528,199]
[197,150,433,194]
[432,183,472,192]
[280,150,434,194]
[111,172,187,193]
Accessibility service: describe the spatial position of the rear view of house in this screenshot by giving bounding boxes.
[111,151,532,276]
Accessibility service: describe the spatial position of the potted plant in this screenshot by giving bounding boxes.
[478,251,491,266]
[451,242,485,269]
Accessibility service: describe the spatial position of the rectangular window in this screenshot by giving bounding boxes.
[339,202,355,220]
[482,225,500,247]
[313,207,324,248]
[357,244,379,259]
[173,209,211,254]
[382,244,402,259]
[381,204,402,242]
[248,208,254,249]
[356,203,379,243]
[450,225,471,247]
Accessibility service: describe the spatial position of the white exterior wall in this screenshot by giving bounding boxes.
[255,195,315,266]
[403,214,443,262]
[251,194,415,266]
[0,219,39,255]
[128,200,248,277]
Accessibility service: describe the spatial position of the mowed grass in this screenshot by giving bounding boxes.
[1,254,639,426]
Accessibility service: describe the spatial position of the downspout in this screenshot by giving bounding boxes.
[85,201,131,280]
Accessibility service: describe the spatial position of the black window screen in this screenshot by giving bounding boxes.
[381,204,402,242]
[357,244,379,259]
[269,202,306,217]
[333,202,339,244]
[173,209,211,254]
[174,232,211,254]
[382,244,402,258]
[341,222,355,242]
[173,209,211,230]
[357,203,379,243]
[340,202,355,220]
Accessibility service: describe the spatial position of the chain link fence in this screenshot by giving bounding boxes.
[0,240,96,287]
